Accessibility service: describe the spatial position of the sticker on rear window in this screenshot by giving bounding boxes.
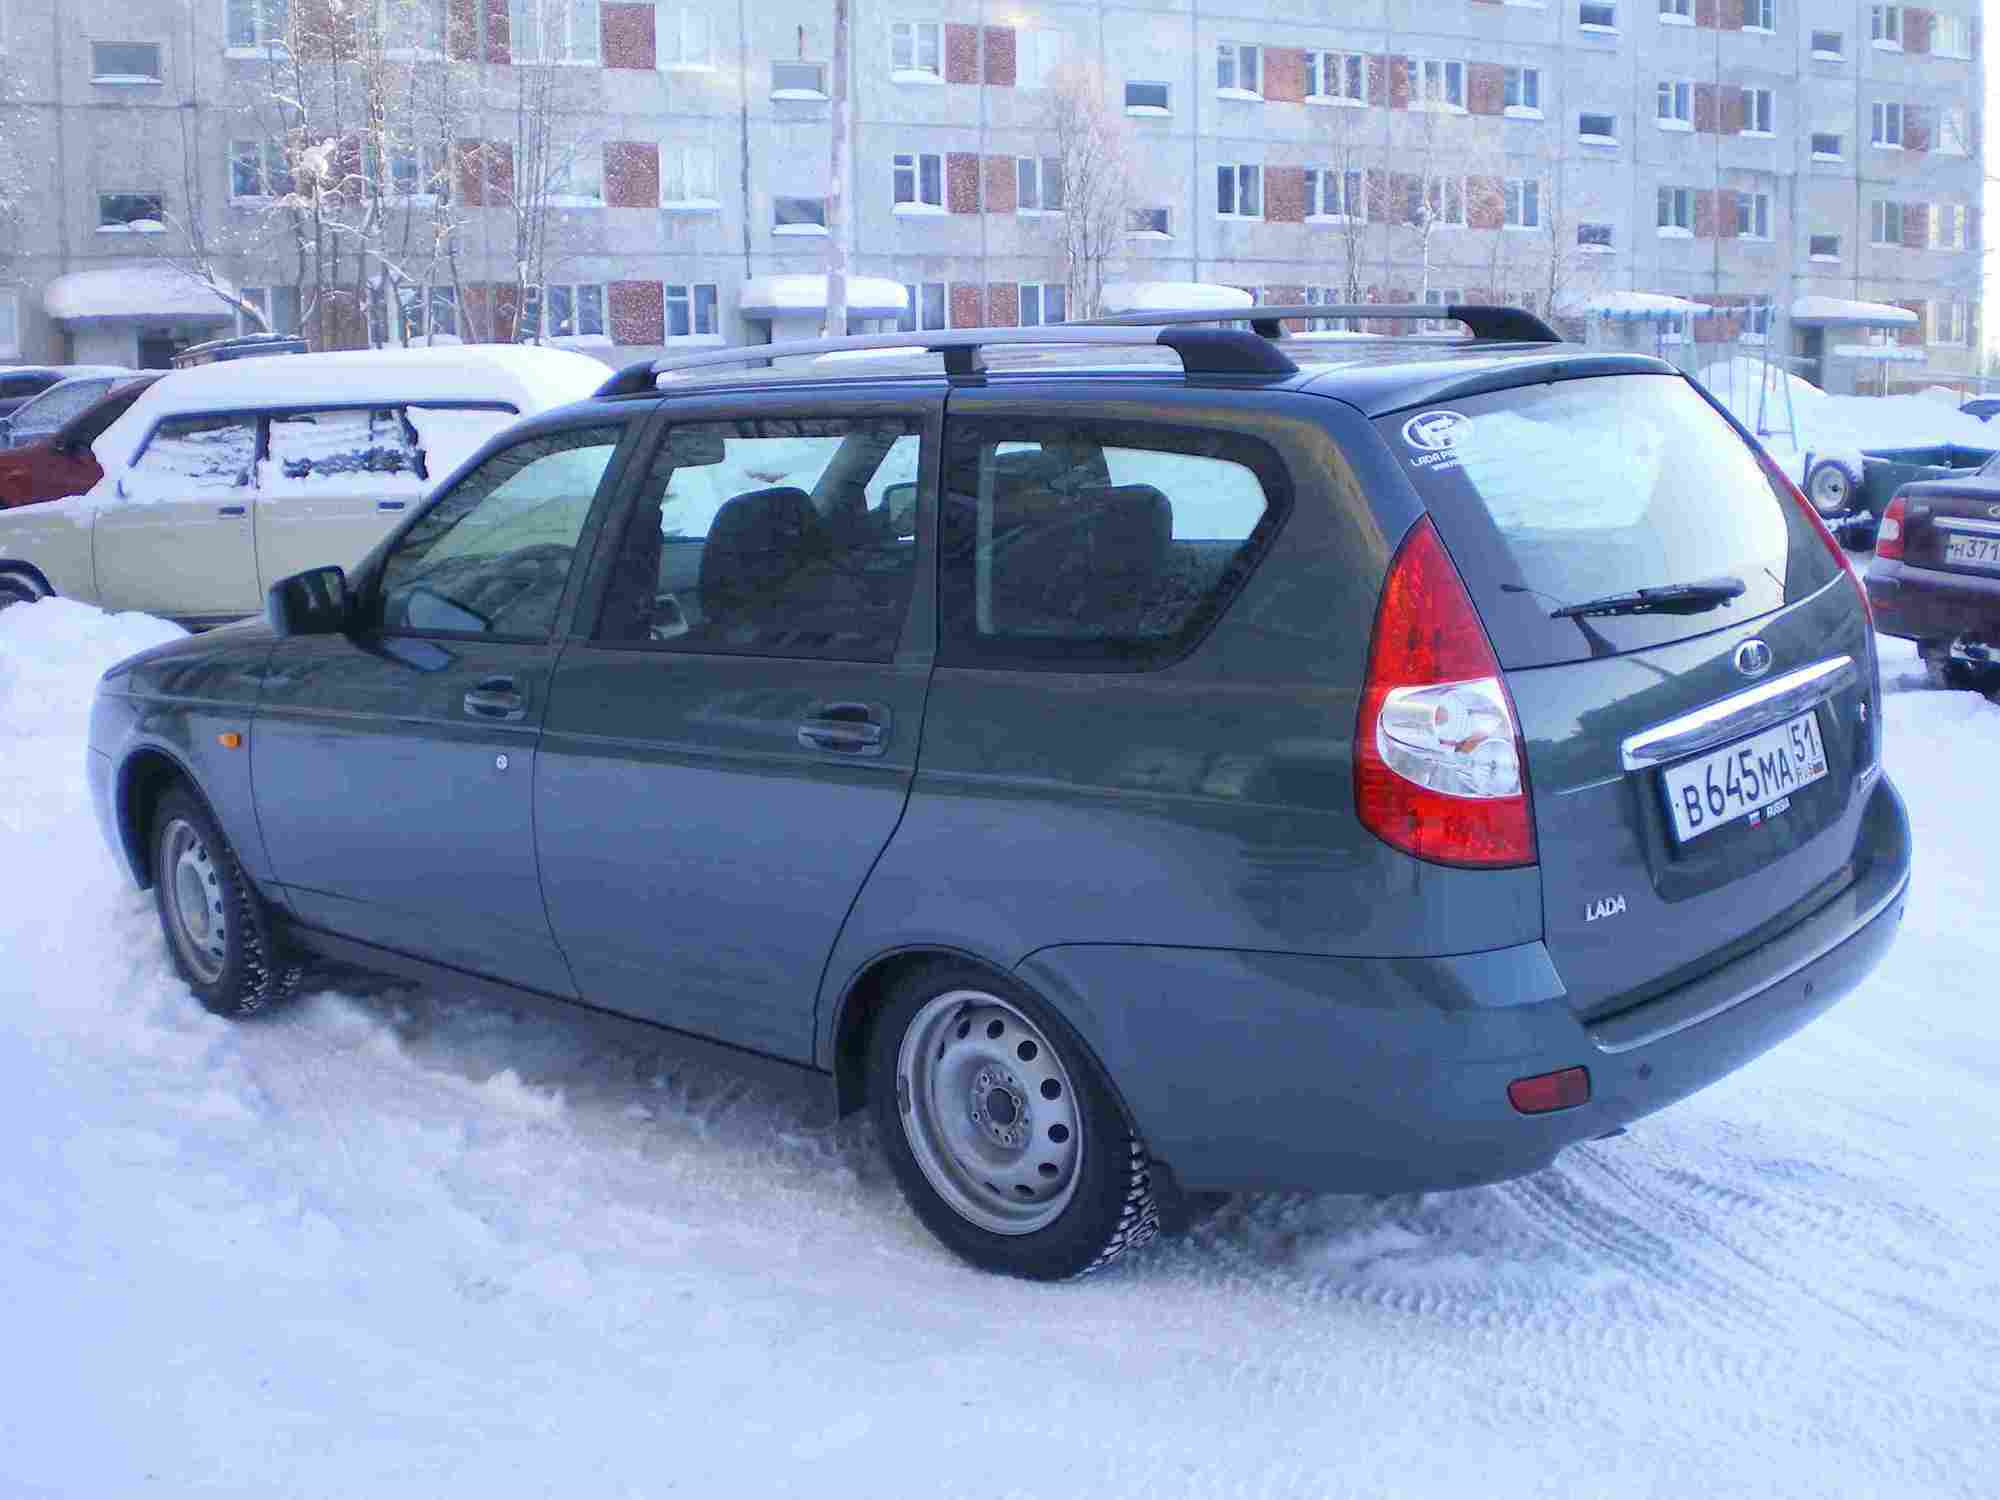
[1401,410,1469,471]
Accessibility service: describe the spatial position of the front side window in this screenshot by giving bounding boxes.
[891,20,942,76]
[940,417,1285,670]
[893,151,944,209]
[129,413,257,496]
[664,283,719,336]
[1217,42,1260,95]
[1217,164,1262,218]
[595,417,924,661]
[510,0,602,64]
[10,379,117,439]
[379,425,621,639]
[899,281,948,331]
[1872,101,1904,146]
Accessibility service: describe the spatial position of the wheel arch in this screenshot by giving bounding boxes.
[115,744,210,890]
[0,559,54,598]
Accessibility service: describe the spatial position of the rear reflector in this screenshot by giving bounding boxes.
[1507,1067,1592,1115]
[1875,494,1907,561]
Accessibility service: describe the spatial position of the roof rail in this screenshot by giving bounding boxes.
[1084,302,1563,344]
[591,323,1300,398]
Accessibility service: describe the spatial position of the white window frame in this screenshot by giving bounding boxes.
[1579,1,1618,31]
[1217,41,1262,99]
[1016,29,1068,90]
[91,40,165,83]
[1810,30,1845,59]
[1420,287,1467,334]
[1936,107,1970,156]
[511,0,602,65]
[1810,132,1844,161]
[1124,80,1171,116]
[890,20,943,82]
[1744,88,1774,135]
[1930,202,1969,250]
[661,144,719,208]
[1305,50,1367,105]
[1015,156,1063,214]
[1871,5,1902,48]
[892,151,945,213]
[771,60,828,100]
[536,282,608,340]
[229,138,290,200]
[1578,111,1618,145]
[1657,185,1694,235]
[1930,13,1974,58]
[546,145,603,205]
[96,189,167,233]
[1415,58,1466,111]
[1930,299,1971,346]
[1129,205,1172,237]
[663,282,720,340]
[1504,177,1541,230]
[1735,192,1771,240]
[1578,221,1615,252]
[900,281,948,331]
[1657,79,1692,129]
[1503,66,1541,116]
[1017,283,1068,327]
[1871,101,1904,148]
[1306,167,1367,223]
[1413,176,1467,227]
[383,142,447,200]
[1743,0,1775,33]
[773,195,829,235]
[657,8,713,70]
[1659,0,1692,21]
[225,0,288,55]
[1808,233,1841,261]
[1872,199,1905,245]
[1217,163,1262,219]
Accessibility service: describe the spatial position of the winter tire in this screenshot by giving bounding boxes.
[869,962,1160,1281]
[1804,457,1861,518]
[151,782,302,1019]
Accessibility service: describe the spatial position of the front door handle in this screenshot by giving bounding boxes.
[218,504,247,517]
[463,677,527,721]
[797,702,891,757]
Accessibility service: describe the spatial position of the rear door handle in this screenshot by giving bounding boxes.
[218,504,247,517]
[463,677,527,721]
[377,499,406,512]
[797,702,890,756]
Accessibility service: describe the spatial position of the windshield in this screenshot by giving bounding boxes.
[1382,374,1836,668]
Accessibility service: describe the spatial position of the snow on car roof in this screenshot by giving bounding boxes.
[91,345,611,473]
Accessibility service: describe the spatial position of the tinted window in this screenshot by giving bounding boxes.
[129,413,257,494]
[939,418,1284,670]
[595,417,922,662]
[1384,375,1837,669]
[378,425,620,639]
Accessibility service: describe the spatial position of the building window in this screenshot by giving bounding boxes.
[1937,107,1971,155]
[1931,299,1971,345]
[0,290,20,360]
[378,143,446,197]
[1578,111,1618,143]
[1421,288,1466,333]
[891,20,942,78]
[1129,206,1171,236]
[1872,199,1905,244]
[91,42,163,82]
[511,0,601,64]
[1408,176,1466,226]
[1503,66,1540,111]
[1016,30,1069,89]
[1504,178,1540,229]
[1741,302,1774,339]
[657,8,711,68]
[771,60,826,98]
[1809,233,1840,260]
[1659,0,1691,16]
[899,282,948,331]
[1307,167,1366,220]
[379,0,444,54]
[548,147,603,204]
[1657,186,1694,233]
[1016,156,1064,213]
[1579,1,1618,29]
[1871,5,1901,46]
[541,284,607,338]
[229,140,293,199]
[1810,30,1844,57]
[664,283,719,337]
[1657,80,1692,126]
[1018,283,1068,326]
[1736,192,1771,239]
[1306,50,1367,103]
[226,0,288,50]
[773,195,828,233]
[237,286,301,335]
[397,284,458,340]
[1217,164,1262,218]
[1125,80,1171,114]
[1578,221,1614,250]
[1871,101,1904,147]
[97,190,166,231]
[1744,0,1774,30]
[1810,132,1844,160]
[1745,89,1774,134]
[1931,13,1975,57]
[893,151,944,210]
[1931,202,1970,250]
[661,145,718,205]
[1217,42,1261,96]
[1416,59,1465,109]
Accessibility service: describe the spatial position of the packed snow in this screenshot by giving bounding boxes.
[1100,281,1254,313]
[41,265,245,323]
[1790,295,1920,328]
[3,599,1999,1497]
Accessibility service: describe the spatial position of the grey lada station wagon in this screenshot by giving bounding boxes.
[84,306,1911,1280]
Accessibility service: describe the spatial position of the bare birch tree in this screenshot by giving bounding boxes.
[1040,63,1133,320]
[1315,104,1373,307]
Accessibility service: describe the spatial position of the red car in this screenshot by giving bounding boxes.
[0,373,162,509]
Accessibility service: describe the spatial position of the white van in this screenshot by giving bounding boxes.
[0,345,609,625]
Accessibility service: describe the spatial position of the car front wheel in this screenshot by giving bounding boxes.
[869,963,1159,1280]
[151,783,301,1019]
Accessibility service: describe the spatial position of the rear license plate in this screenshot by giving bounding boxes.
[1662,711,1828,843]
[1944,533,2000,568]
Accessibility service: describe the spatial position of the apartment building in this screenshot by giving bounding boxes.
[0,0,1983,391]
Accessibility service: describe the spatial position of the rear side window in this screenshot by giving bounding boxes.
[939,418,1285,670]
[1383,375,1836,668]
[265,408,425,491]
[11,379,111,435]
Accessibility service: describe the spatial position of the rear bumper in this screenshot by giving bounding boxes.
[1018,775,1911,1196]
[1865,557,2000,643]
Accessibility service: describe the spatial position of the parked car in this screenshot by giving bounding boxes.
[83,308,1910,1280]
[0,367,134,449]
[171,332,308,369]
[0,346,609,622]
[1804,443,1995,540]
[0,367,72,420]
[1959,398,2000,423]
[1863,460,2000,689]
[0,373,162,511]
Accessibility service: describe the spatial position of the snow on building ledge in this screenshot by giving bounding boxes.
[1791,296,1919,329]
[1830,343,1927,363]
[1559,290,1714,322]
[1099,282,1254,314]
[737,275,909,319]
[43,265,245,326]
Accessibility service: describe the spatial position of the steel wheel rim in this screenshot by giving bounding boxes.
[897,990,1084,1236]
[1810,466,1849,515]
[162,819,229,985]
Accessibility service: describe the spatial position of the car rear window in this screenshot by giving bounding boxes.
[1380,374,1836,669]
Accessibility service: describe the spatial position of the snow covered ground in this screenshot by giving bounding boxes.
[3,600,1998,1499]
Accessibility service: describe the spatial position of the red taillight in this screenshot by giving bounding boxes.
[1875,494,1907,561]
[1354,518,1536,868]
[1756,448,1873,625]
[1507,1066,1591,1115]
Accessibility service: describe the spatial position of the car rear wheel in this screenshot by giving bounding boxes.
[0,572,39,611]
[868,963,1159,1280]
[151,783,302,1019]
[1805,457,1861,517]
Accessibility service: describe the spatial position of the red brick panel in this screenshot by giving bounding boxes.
[983,155,1016,214]
[945,23,980,84]
[949,284,985,328]
[485,0,510,62]
[983,26,1015,85]
[987,282,1019,326]
[1695,0,1717,25]
[1715,188,1740,238]
[1365,172,1394,222]
[946,152,982,213]
[1718,0,1744,28]
[1264,47,1306,105]
[485,141,515,204]
[1903,201,1930,248]
[1467,174,1505,229]
[455,140,486,206]
[1389,172,1419,223]
[446,0,479,62]
[603,4,656,70]
[604,141,660,207]
[1905,6,1933,52]
[1387,56,1411,110]
[1898,300,1927,345]
[1265,167,1307,223]
[1468,63,1505,116]
[1905,105,1932,152]
[489,283,522,344]
[461,284,491,343]
[609,281,665,345]
[1723,86,1747,134]
[1693,83,1718,135]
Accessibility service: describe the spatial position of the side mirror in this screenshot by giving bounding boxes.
[267,565,351,637]
[883,481,918,537]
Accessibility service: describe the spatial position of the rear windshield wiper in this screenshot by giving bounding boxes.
[1547,577,1745,621]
